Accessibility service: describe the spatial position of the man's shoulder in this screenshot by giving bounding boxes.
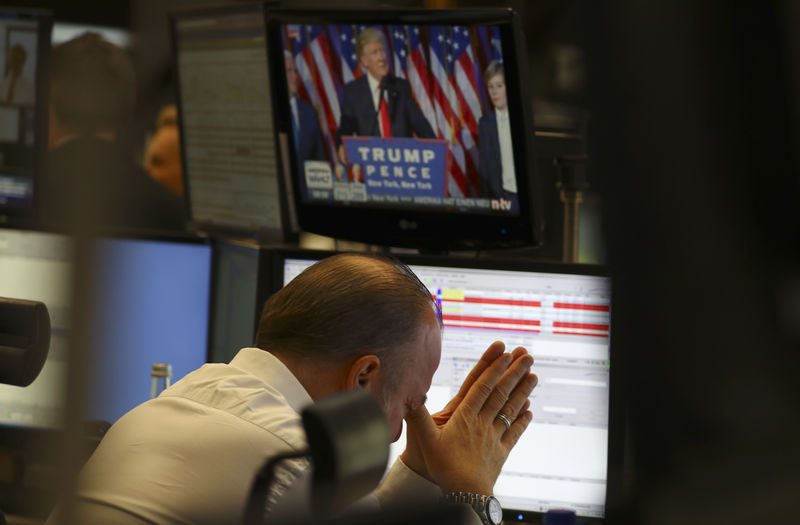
[479,110,497,127]
[383,74,408,85]
[383,74,411,91]
[159,358,307,447]
[343,74,369,94]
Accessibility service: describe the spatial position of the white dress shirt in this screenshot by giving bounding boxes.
[367,73,389,137]
[495,108,517,194]
[367,73,383,112]
[49,348,452,524]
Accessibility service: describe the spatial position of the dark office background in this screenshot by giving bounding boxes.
[8,0,800,522]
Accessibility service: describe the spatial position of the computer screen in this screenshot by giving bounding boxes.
[85,236,212,424]
[170,4,293,240]
[280,253,611,520]
[265,9,541,249]
[0,229,212,429]
[0,8,51,224]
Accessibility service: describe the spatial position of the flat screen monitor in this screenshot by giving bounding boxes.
[277,251,612,521]
[265,9,541,249]
[0,8,51,225]
[0,229,212,429]
[85,236,212,424]
[170,3,294,240]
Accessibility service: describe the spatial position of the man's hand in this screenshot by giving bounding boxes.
[401,341,537,495]
[400,342,507,479]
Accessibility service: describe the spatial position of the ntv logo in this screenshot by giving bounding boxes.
[490,198,512,211]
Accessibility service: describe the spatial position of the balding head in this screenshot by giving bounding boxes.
[255,253,441,390]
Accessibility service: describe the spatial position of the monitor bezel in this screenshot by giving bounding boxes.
[0,7,52,228]
[264,8,543,250]
[263,248,615,522]
[168,2,295,243]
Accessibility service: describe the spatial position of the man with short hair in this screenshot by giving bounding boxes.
[51,253,536,525]
[336,28,436,165]
[41,33,185,232]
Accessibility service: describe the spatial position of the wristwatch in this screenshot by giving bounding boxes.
[443,491,503,525]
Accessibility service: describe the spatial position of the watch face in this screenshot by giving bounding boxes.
[487,497,503,524]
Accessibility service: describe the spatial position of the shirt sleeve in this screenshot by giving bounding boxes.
[374,457,441,507]
[372,458,483,525]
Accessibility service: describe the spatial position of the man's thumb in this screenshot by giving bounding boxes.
[404,403,436,442]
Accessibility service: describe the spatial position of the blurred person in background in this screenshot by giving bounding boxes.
[41,32,185,233]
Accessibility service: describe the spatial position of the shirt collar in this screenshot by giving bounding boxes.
[229,347,313,414]
[367,72,382,93]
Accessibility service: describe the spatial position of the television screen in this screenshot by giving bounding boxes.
[266,9,541,249]
[170,4,294,240]
[0,8,51,224]
[277,251,612,521]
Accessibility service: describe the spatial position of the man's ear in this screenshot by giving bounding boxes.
[345,354,381,390]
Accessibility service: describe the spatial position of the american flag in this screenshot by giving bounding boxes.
[338,24,362,83]
[451,25,483,195]
[402,25,437,135]
[429,25,470,197]
[286,25,341,163]
[324,25,345,102]
[475,26,503,109]
[389,25,407,79]
[476,26,503,65]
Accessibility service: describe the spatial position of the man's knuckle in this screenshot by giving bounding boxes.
[493,386,510,403]
[476,382,493,399]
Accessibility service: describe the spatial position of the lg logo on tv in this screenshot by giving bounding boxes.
[398,219,418,230]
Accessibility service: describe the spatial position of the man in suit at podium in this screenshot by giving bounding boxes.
[336,28,435,165]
